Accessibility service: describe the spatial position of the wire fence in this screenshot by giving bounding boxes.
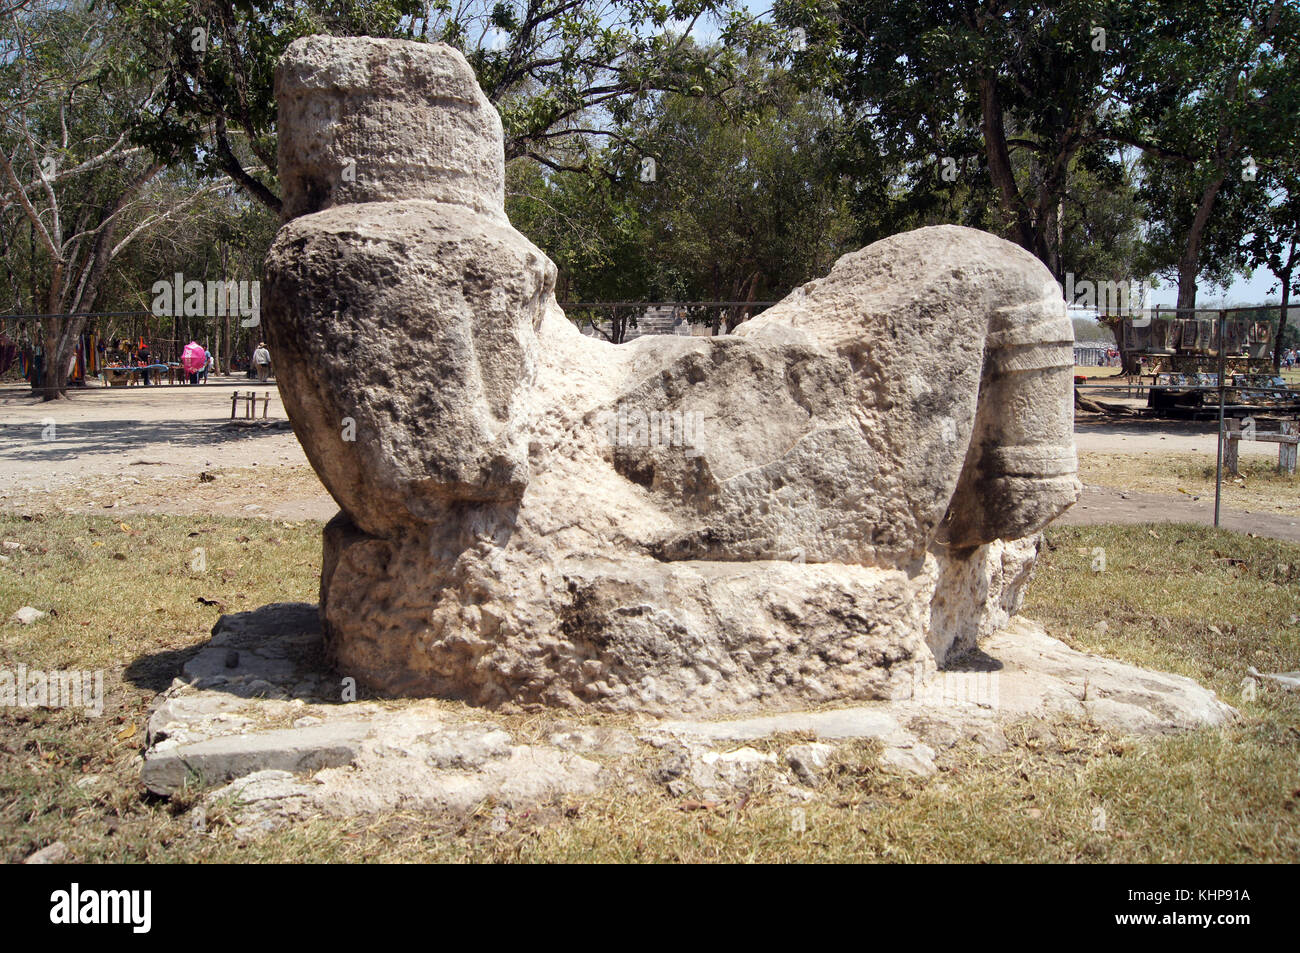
[1070,304,1299,528]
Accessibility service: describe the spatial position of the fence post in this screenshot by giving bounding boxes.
[1281,420,1298,475]
[1225,417,1241,475]
[1214,309,1226,528]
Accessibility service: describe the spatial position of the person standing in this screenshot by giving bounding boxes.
[137,343,152,386]
[201,345,213,383]
[253,342,272,381]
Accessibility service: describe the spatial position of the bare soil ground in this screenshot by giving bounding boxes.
[1066,414,1300,541]
[0,381,333,522]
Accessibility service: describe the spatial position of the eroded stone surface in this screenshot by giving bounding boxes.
[275,34,508,221]
[264,36,1082,713]
[983,618,1239,731]
[266,202,553,536]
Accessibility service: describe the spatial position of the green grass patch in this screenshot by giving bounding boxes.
[1029,522,1300,699]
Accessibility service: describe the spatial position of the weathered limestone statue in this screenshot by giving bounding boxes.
[265,36,1080,714]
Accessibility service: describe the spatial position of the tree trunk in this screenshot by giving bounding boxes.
[980,74,1037,259]
[726,271,761,333]
[709,263,723,336]
[1175,176,1226,312]
[36,324,58,399]
[1272,236,1296,372]
[29,194,137,399]
[33,314,87,401]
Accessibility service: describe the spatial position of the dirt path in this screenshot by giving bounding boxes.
[1074,416,1280,457]
[1059,484,1300,542]
[0,380,336,521]
[0,379,306,487]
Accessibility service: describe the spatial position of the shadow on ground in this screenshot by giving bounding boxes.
[0,417,287,466]
[124,602,355,705]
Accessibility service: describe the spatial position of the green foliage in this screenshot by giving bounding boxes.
[1121,0,1300,306]
[507,157,656,304]
[506,58,856,324]
[1,1,289,391]
[112,0,753,210]
[114,0,424,211]
[821,0,1300,308]
[12,0,1300,351]
[631,69,855,306]
[1,0,156,313]
[826,0,1136,274]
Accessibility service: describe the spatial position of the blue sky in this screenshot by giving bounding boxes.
[1147,270,1283,309]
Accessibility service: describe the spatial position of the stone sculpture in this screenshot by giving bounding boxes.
[264,35,1080,714]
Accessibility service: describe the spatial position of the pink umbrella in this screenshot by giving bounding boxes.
[181,341,206,374]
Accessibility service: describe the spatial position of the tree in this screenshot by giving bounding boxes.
[97,175,278,369]
[117,0,422,215]
[1058,147,1150,297]
[506,154,656,341]
[115,0,753,211]
[827,0,1147,280]
[507,55,857,336]
[1244,169,1300,370]
[821,0,1300,316]
[0,0,223,399]
[630,65,856,329]
[1118,0,1300,310]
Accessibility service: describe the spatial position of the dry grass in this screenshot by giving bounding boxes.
[1029,523,1300,698]
[1073,365,1124,378]
[0,464,329,518]
[1,513,1298,863]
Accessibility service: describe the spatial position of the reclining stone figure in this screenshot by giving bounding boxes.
[264,36,1080,713]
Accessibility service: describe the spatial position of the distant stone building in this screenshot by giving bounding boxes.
[1073,341,1112,366]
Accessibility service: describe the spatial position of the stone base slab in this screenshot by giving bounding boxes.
[142,604,1235,837]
